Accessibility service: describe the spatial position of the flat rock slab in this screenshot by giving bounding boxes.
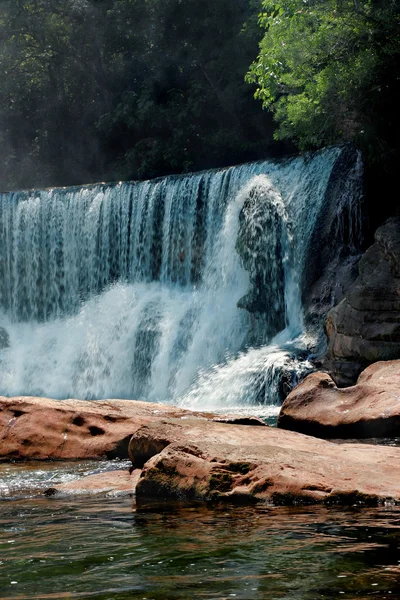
[0,396,266,461]
[278,361,400,438]
[45,469,141,496]
[128,418,400,506]
[0,396,195,461]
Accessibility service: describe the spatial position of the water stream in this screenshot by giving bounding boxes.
[1,486,399,600]
[1,148,394,600]
[0,147,362,408]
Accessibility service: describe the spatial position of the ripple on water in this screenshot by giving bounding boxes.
[0,496,400,599]
[0,460,131,499]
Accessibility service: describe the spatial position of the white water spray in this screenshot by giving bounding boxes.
[0,147,362,407]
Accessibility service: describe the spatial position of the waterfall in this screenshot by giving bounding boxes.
[0,146,363,409]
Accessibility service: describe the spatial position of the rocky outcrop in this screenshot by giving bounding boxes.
[278,360,400,438]
[129,418,400,505]
[325,217,400,386]
[0,396,200,461]
[0,395,266,461]
[3,395,400,505]
[324,217,400,387]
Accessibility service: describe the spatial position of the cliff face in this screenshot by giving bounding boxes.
[324,217,400,386]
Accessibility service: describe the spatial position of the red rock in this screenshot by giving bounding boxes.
[0,396,202,461]
[45,469,141,496]
[0,396,266,461]
[129,418,400,506]
[278,360,400,438]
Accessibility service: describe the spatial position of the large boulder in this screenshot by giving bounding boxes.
[236,179,290,344]
[0,395,265,461]
[325,217,400,386]
[0,396,200,461]
[278,360,400,438]
[129,418,400,505]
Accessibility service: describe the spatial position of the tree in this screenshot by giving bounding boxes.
[246,0,400,166]
[97,0,278,181]
[0,0,118,189]
[0,0,280,191]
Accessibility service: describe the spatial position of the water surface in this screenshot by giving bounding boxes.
[1,493,399,599]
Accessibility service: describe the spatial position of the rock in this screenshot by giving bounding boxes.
[302,144,362,306]
[0,327,10,350]
[0,396,208,461]
[45,469,141,496]
[129,418,400,505]
[278,360,400,439]
[375,217,400,277]
[211,415,266,426]
[0,395,266,461]
[303,255,360,329]
[325,217,400,386]
[236,179,288,342]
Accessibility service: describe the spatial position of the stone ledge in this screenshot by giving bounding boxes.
[278,360,400,439]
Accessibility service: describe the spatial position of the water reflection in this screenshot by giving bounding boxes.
[1,496,399,599]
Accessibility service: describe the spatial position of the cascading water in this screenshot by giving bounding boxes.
[0,146,363,410]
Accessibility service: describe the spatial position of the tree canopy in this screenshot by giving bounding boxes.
[246,0,400,167]
[0,0,283,191]
[0,0,399,193]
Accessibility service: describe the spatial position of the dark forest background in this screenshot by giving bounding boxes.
[0,0,281,190]
[0,0,399,201]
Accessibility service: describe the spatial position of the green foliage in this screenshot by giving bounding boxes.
[96,0,275,181]
[0,0,278,191]
[247,0,400,157]
[0,0,117,188]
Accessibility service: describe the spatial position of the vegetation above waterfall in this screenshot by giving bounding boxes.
[0,0,281,190]
[247,0,400,171]
[0,0,398,194]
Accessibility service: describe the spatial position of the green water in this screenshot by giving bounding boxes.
[1,463,400,600]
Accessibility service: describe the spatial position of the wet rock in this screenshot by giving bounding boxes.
[303,255,360,329]
[302,144,362,304]
[325,217,400,386]
[278,360,400,439]
[236,180,289,340]
[0,396,264,461]
[45,469,141,496]
[212,415,266,426]
[375,217,400,277]
[0,327,10,350]
[129,418,400,505]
